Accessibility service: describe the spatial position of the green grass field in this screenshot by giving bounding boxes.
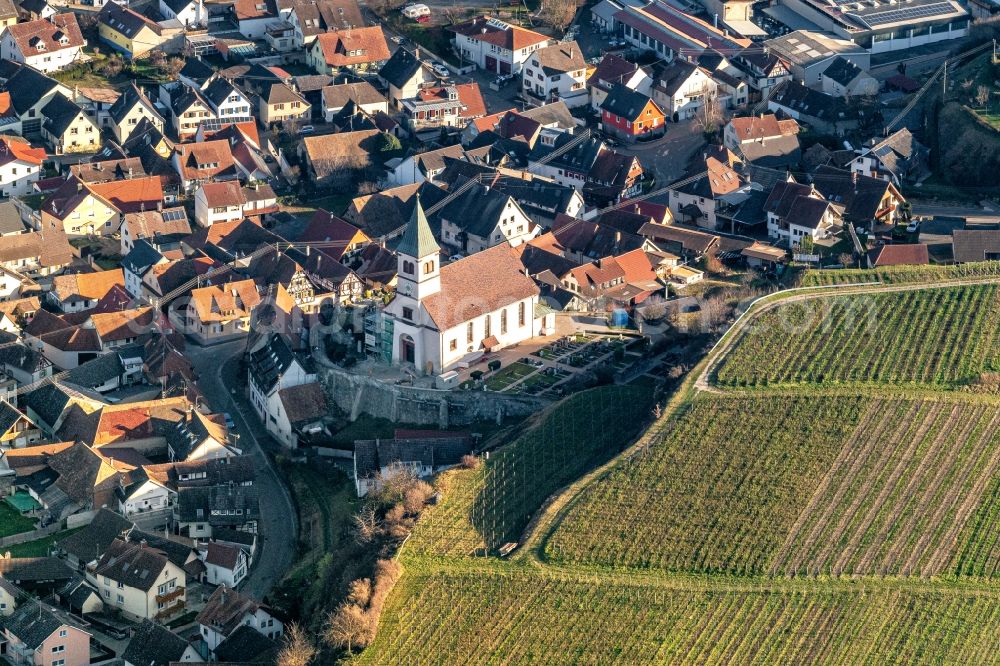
[714,285,1000,389]
[0,503,36,539]
[352,280,1000,665]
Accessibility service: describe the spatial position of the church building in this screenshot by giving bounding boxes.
[384,197,554,374]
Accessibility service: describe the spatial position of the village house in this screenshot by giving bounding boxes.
[173,140,239,193]
[169,278,262,345]
[600,85,665,143]
[285,0,365,48]
[353,433,473,496]
[848,128,929,186]
[588,52,653,113]
[669,156,748,230]
[321,80,387,120]
[731,49,791,102]
[159,0,204,27]
[764,179,839,248]
[269,381,327,448]
[652,60,717,120]
[0,135,45,197]
[203,542,248,587]
[435,182,538,253]
[300,129,379,187]
[48,269,125,313]
[230,0,277,38]
[122,619,203,666]
[307,25,389,75]
[197,585,283,655]
[450,16,551,75]
[41,93,100,155]
[257,81,310,125]
[194,181,244,227]
[177,482,258,539]
[767,81,862,135]
[2,601,91,666]
[90,538,186,621]
[97,2,168,59]
[723,113,800,168]
[820,57,879,97]
[169,86,215,139]
[378,47,436,109]
[0,13,84,73]
[108,83,164,144]
[120,207,191,255]
[521,41,587,108]
[248,332,316,427]
[400,82,487,131]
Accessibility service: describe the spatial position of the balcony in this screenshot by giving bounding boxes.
[155,586,185,605]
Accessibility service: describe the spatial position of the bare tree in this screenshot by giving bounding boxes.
[539,0,577,30]
[695,92,722,134]
[403,480,434,514]
[353,504,380,543]
[347,578,373,608]
[325,603,372,655]
[460,454,480,469]
[976,84,991,108]
[277,624,317,666]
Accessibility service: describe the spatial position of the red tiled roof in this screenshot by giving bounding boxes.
[314,26,389,67]
[0,137,45,166]
[6,14,84,58]
[870,243,929,267]
[450,16,550,50]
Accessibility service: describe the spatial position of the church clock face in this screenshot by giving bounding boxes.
[401,282,412,296]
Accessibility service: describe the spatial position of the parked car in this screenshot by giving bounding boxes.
[432,63,451,78]
[298,125,315,134]
[906,220,920,234]
[223,412,237,430]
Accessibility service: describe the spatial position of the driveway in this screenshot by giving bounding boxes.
[184,339,298,602]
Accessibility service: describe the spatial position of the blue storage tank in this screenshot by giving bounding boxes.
[611,308,629,328]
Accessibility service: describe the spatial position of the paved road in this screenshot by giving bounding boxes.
[615,119,708,199]
[185,339,298,602]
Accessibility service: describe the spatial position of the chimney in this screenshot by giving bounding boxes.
[851,171,858,186]
[128,166,133,178]
[414,47,420,59]
[76,181,82,193]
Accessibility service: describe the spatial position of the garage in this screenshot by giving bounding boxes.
[485,55,498,72]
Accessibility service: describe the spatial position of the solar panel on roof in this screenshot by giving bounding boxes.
[857,1,958,26]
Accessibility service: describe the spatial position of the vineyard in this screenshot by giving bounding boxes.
[543,395,864,573]
[800,261,1000,287]
[357,562,1000,665]
[405,385,654,558]
[714,285,1000,389]
[353,282,1000,665]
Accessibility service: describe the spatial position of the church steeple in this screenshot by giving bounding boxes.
[397,195,439,259]
[396,195,440,301]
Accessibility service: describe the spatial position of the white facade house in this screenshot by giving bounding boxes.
[203,543,248,588]
[0,138,45,198]
[194,182,244,227]
[247,333,317,429]
[521,41,588,108]
[159,0,205,27]
[652,61,718,120]
[383,198,552,374]
[91,540,187,621]
[450,16,551,74]
[0,14,85,73]
[198,586,283,654]
[119,478,175,519]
